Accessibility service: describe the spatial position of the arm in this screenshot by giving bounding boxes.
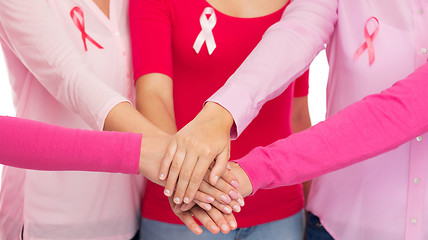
[0,0,164,136]
[157,0,338,202]
[0,116,141,173]
[208,0,337,137]
[235,62,428,194]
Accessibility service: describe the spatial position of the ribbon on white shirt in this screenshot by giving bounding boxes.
[354,17,379,65]
[70,6,104,51]
[193,7,217,55]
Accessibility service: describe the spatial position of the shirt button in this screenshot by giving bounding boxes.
[115,31,120,36]
[126,72,131,79]
[122,51,127,57]
[411,218,417,224]
[419,8,424,15]
[414,178,420,184]
[421,48,427,54]
[416,136,422,142]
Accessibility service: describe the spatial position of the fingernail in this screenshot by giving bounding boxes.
[229,190,239,200]
[195,227,203,234]
[221,224,229,233]
[204,203,212,211]
[213,175,219,183]
[206,195,215,202]
[224,206,232,214]
[159,174,166,180]
[227,163,231,170]
[233,205,241,212]
[183,197,190,203]
[237,198,245,207]
[164,189,171,196]
[174,197,181,204]
[231,180,239,189]
[230,221,237,229]
[210,225,219,232]
[220,195,231,204]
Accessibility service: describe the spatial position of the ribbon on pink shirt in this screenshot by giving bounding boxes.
[354,17,379,65]
[193,7,217,55]
[70,7,104,51]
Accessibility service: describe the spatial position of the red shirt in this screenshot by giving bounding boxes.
[130,0,308,227]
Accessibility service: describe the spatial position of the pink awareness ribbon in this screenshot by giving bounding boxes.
[70,7,104,51]
[193,7,217,55]
[354,17,379,65]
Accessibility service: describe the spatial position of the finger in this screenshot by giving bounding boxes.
[199,180,231,204]
[190,207,220,234]
[221,165,240,189]
[180,201,196,212]
[174,151,199,204]
[210,143,230,185]
[189,199,212,212]
[209,199,236,214]
[183,154,213,204]
[205,206,233,234]
[159,138,177,180]
[223,209,238,230]
[212,177,245,207]
[164,144,186,198]
[194,190,215,204]
[167,197,203,235]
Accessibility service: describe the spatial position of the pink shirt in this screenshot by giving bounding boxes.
[0,1,144,239]
[211,0,428,239]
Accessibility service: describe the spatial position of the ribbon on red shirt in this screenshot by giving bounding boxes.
[70,7,104,51]
[354,17,379,65]
[193,7,217,55]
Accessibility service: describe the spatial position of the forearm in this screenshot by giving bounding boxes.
[135,74,177,134]
[0,116,141,173]
[237,62,428,193]
[104,102,166,136]
[291,96,312,133]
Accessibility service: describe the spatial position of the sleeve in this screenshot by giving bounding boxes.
[0,0,129,130]
[235,62,428,194]
[208,0,338,138]
[293,70,309,97]
[0,116,141,174]
[130,0,173,80]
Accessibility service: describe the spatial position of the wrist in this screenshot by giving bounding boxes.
[202,102,234,133]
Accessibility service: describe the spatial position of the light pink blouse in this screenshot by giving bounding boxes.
[211,0,428,239]
[0,1,144,239]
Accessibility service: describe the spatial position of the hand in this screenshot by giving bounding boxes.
[228,162,253,197]
[139,135,226,207]
[138,135,173,185]
[169,197,237,235]
[160,102,234,204]
[181,166,245,213]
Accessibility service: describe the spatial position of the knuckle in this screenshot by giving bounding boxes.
[179,170,191,181]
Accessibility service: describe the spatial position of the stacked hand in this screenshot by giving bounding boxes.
[138,102,253,234]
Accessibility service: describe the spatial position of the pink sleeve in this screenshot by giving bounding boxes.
[130,0,173,81]
[0,116,141,174]
[208,0,338,138]
[0,0,129,130]
[236,62,428,194]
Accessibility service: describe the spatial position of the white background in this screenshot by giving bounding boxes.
[0,49,329,188]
